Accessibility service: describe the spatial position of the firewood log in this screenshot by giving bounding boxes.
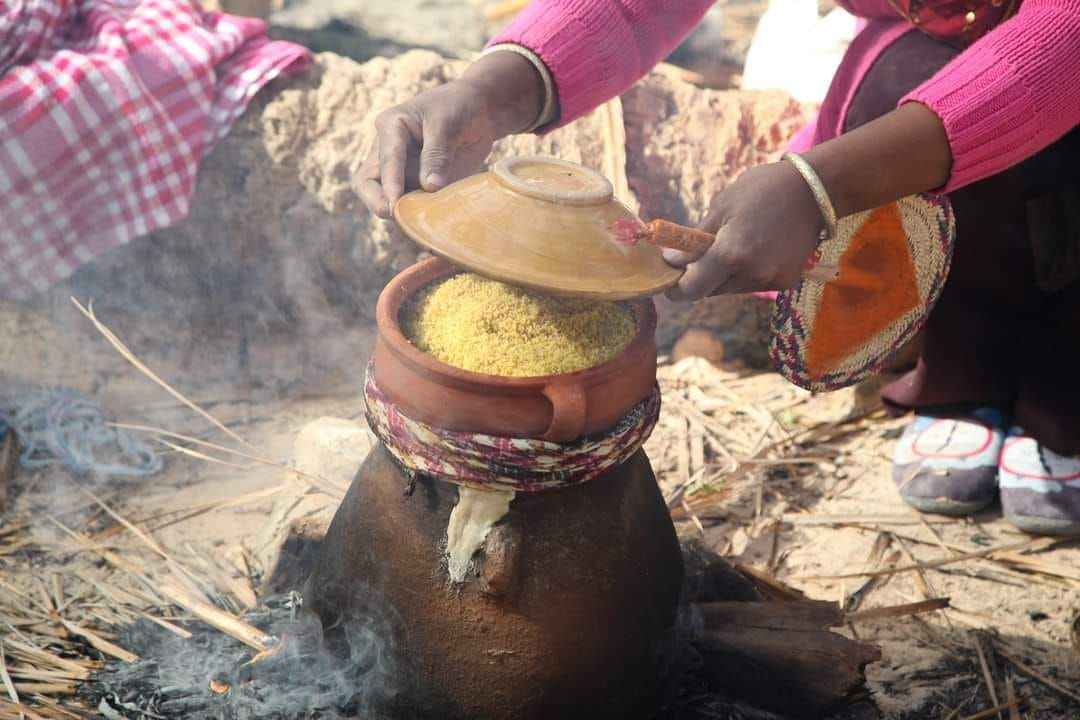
[0,429,16,514]
[694,600,881,718]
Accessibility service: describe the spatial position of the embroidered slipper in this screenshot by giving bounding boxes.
[892,408,1007,516]
[770,193,955,392]
[999,429,1080,536]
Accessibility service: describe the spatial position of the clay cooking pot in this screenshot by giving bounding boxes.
[372,256,659,442]
[303,257,684,719]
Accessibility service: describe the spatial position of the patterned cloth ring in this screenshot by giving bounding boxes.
[363,363,661,493]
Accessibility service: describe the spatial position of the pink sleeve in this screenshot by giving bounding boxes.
[901,0,1080,192]
[488,0,714,129]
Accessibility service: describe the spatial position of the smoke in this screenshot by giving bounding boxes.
[1,144,396,713]
[88,594,399,719]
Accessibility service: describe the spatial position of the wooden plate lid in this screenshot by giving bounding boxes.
[393,156,681,300]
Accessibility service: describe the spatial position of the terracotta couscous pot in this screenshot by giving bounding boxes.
[304,446,684,720]
[372,256,659,442]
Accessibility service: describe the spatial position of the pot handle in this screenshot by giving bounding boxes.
[540,382,587,442]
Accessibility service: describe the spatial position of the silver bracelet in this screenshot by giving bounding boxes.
[479,43,557,133]
[782,152,838,242]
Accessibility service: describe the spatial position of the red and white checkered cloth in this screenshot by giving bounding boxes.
[0,0,311,301]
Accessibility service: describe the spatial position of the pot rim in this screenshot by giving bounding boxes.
[376,257,657,393]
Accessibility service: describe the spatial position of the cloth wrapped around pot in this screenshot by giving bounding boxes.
[363,362,660,493]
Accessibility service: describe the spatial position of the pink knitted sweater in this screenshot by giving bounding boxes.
[490,0,1080,192]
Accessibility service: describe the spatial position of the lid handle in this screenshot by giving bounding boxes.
[492,156,613,207]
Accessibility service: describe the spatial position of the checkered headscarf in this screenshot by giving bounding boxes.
[0,0,311,300]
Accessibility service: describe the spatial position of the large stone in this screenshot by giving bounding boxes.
[252,417,375,593]
[621,77,808,361]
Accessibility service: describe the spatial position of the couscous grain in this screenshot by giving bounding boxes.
[400,273,636,377]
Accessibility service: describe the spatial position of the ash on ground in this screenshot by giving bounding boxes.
[80,595,397,720]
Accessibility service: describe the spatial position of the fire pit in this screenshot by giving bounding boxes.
[301,256,684,719]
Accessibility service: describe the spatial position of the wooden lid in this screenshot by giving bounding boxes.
[393,157,681,300]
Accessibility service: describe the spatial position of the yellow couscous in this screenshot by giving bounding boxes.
[400,273,636,377]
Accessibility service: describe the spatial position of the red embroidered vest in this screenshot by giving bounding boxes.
[886,0,1020,47]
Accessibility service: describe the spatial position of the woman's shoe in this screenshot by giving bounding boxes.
[892,409,1007,515]
[999,430,1080,536]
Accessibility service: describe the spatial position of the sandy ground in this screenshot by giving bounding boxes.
[676,382,1080,718]
[267,0,765,86]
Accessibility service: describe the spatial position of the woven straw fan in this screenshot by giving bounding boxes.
[768,193,954,392]
[632,197,955,393]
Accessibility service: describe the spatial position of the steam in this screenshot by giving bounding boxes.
[2,191,397,716]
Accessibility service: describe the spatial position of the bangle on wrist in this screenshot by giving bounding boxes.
[782,151,838,241]
[479,43,556,133]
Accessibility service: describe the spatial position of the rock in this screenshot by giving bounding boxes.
[622,78,809,364]
[54,53,436,397]
[478,521,523,599]
[252,417,375,593]
[46,50,809,396]
[671,328,729,368]
[291,416,375,486]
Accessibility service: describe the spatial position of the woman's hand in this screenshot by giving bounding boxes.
[355,51,546,218]
[662,160,824,300]
[662,102,952,301]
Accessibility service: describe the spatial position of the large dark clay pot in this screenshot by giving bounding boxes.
[303,448,683,719]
